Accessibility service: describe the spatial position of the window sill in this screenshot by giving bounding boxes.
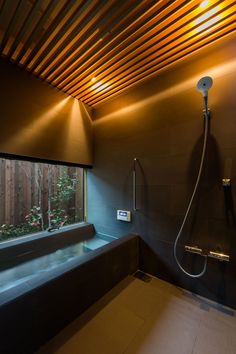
[0,222,89,249]
[0,222,94,267]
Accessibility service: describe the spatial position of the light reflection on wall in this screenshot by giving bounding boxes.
[64,98,93,164]
[94,58,236,124]
[2,97,70,150]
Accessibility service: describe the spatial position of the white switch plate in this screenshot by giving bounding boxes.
[117,210,131,222]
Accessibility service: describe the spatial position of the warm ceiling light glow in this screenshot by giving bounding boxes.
[91,81,109,92]
[91,81,101,90]
[199,0,209,9]
[196,6,219,25]
[95,82,109,93]
[94,58,236,122]
[196,15,221,32]
[194,5,221,33]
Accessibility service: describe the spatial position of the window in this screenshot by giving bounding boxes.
[0,157,84,242]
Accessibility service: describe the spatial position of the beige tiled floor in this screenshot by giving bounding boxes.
[37,274,236,354]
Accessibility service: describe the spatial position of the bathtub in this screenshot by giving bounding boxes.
[0,224,139,354]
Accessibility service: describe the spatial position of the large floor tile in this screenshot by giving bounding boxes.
[37,275,236,354]
[37,296,144,354]
[113,278,166,320]
[192,322,235,354]
[124,311,199,354]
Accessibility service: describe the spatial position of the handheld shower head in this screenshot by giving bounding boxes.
[196,76,213,116]
[197,76,213,97]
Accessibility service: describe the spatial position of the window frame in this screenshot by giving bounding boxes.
[0,153,87,245]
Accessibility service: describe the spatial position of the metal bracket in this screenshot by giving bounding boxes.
[222,178,231,187]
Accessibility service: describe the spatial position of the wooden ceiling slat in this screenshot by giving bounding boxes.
[80,7,232,103]
[0,0,18,47]
[75,2,233,101]
[39,0,116,79]
[72,0,224,99]
[27,0,97,73]
[45,0,147,84]
[43,0,122,82]
[90,26,236,106]
[6,0,44,59]
[89,30,235,106]
[77,2,236,105]
[0,0,235,107]
[49,0,165,87]
[70,0,221,98]
[15,0,61,64]
[0,0,23,54]
[84,12,236,105]
[85,17,235,105]
[22,0,80,69]
[86,20,236,106]
[31,0,104,77]
[0,0,5,16]
[55,0,181,93]
[0,0,14,25]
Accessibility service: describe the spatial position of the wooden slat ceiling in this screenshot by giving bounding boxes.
[0,0,235,107]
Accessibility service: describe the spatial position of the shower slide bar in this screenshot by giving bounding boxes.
[184,245,230,262]
[133,158,138,211]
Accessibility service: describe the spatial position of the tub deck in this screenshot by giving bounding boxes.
[0,225,139,354]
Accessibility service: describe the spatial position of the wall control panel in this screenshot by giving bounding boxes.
[117,210,131,222]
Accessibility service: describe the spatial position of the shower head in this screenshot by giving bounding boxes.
[197,76,213,117]
[197,76,213,97]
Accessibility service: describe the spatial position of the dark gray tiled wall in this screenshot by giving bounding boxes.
[87,36,236,308]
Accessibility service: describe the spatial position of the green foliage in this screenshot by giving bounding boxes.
[48,173,78,229]
[0,172,79,240]
[48,209,68,229]
[25,206,42,228]
[51,173,78,207]
[0,223,39,241]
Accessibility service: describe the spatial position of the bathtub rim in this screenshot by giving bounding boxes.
[0,232,138,308]
[0,222,91,251]
[0,222,97,269]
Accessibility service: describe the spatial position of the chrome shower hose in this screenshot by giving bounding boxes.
[173,113,209,278]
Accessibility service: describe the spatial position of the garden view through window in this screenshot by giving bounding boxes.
[0,157,84,242]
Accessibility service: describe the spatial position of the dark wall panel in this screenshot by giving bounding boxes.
[88,34,236,308]
[0,58,93,166]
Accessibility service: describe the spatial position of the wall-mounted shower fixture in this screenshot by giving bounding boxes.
[174,76,213,278]
[208,251,230,262]
[185,246,230,262]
